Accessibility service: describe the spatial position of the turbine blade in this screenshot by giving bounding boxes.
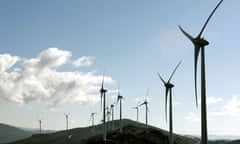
[198,0,223,37]
[89,115,92,121]
[145,88,149,100]
[100,93,103,111]
[194,46,200,107]
[140,102,145,106]
[168,61,182,82]
[118,81,120,96]
[165,88,169,123]
[101,72,105,90]
[178,26,195,42]
[157,72,166,84]
[100,69,105,112]
[117,96,120,104]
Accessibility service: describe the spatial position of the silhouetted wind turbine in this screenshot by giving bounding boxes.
[106,107,111,131]
[90,112,96,132]
[99,70,107,141]
[132,104,139,121]
[158,61,181,144]
[178,1,223,144]
[64,113,69,130]
[140,89,150,128]
[110,103,115,130]
[38,118,43,134]
[117,84,124,133]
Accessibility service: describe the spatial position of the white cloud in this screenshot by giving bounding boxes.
[73,56,94,67]
[0,54,20,73]
[207,96,223,105]
[184,113,200,122]
[222,95,240,116]
[0,48,114,108]
[186,95,240,122]
[197,96,223,106]
[24,48,71,73]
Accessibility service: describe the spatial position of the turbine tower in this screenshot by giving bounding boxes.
[158,61,181,144]
[110,103,115,130]
[99,71,107,141]
[64,113,69,130]
[117,84,124,133]
[90,112,96,132]
[140,89,149,128]
[132,105,139,121]
[178,1,223,144]
[107,107,111,131]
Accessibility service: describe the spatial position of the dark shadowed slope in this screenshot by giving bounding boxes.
[0,123,32,144]
[84,124,197,144]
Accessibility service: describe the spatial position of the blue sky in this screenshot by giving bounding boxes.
[0,0,240,136]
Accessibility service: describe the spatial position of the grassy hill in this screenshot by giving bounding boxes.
[3,119,240,144]
[6,119,198,144]
[0,123,32,144]
[84,124,197,144]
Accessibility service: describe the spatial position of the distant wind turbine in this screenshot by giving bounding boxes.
[38,118,43,134]
[117,83,124,133]
[64,113,70,130]
[178,1,223,144]
[106,107,111,131]
[90,112,96,132]
[158,61,181,144]
[140,89,150,128]
[132,104,139,121]
[110,103,115,130]
[99,70,107,141]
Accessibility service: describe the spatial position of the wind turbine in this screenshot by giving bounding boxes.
[132,104,139,121]
[158,61,181,144]
[178,1,223,144]
[90,112,96,132]
[117,84,124,133]
[140,89,149,128]
[106,107,111,131]
[64,113,70,131]
[110,103,115,130]
[99,71,107,141]
[38,118,43,134]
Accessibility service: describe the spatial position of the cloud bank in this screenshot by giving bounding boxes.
[185,95,240,122]
[0,48,114,107]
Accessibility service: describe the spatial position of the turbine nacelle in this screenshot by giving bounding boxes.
[110,104,114,108]
[141,101,148,106]
[117,95,124,103]
[165,82,174,89]
[100,88,107,93]
[194,37,209,47]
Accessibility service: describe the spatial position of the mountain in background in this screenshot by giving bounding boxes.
[0,123,55,144]
[0,123,32,144]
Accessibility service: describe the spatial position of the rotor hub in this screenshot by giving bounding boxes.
[100,88,107,93]
[195,38,209,47]
[165,83,174,88]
